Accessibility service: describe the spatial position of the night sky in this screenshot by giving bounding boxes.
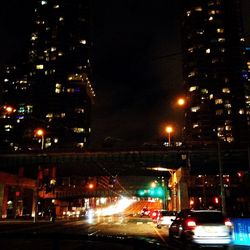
[1,0,250,148]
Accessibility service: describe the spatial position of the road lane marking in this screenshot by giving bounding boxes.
[88,230,100,236]
[152,225,166,243]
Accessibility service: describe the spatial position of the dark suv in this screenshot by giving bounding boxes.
[169,209,232,249]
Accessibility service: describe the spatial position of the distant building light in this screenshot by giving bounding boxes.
[239,109,245,115]
[80,40,87,45]
[206,48,211,54]
[41,0,47,5]
[36,64,44,70]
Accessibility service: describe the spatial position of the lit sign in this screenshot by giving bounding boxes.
[231,218,250,246]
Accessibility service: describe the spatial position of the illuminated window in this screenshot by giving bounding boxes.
[216,109,223,115]
[196,29,204,35]
[58,51,63,56]
[201,89,208,94]
[217,28,224,33]
[26,105,33,113]
[215,99,223,104]
[36,65,44,70]
[195,6,202,11]
[189,86,197,92]
[212,58,219,64]
[225,125,232,131]
[73,128,85,133]
[191,106,200,112]
[218,38,225,42]
[188,47,194,53]
[80,40,87,45]
[206,48,211,54]
[31,33,38,41]
[188,71,196,78]
[186,10,191,16]
[227,137,234,143]
[51,47,56,52]
[221,48,226,53]
[55,83,62,93]
[240,38,245,42]
[53,4,59,8]
[209,16,214,21]
[75,108,84,113]
[208,10,216,15]
[239,109,245,115]
[222,88,230,93]
[41,0,47,5]
[4,125,13,131]
[67,88,75,93]
[193,123,199,128]
[77,143,84,148]
[59,17,64,21]
[46,113,53,118]
[209,94,214,100]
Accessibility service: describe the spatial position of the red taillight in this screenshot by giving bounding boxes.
[186,219,196,229]
[225,219,232,227]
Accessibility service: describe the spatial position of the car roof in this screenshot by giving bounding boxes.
[191,210,222,213]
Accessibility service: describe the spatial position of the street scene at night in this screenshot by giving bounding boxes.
[1,0,250,249]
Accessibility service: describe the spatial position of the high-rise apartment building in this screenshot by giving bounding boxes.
[182,0,249,145]
[0,0,94,151]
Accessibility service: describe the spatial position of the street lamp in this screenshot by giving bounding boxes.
[177,97,186,107]
[165,126,173,146]
[35,128,45,150]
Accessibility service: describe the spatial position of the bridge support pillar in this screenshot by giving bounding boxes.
[0,183,8,219]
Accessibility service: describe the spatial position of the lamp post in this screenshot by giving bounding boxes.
[165,126,173,147]
[35,128,45,150]
[33,128,45,223]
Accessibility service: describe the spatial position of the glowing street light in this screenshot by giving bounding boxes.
[165,126,173,146]
[177,97,186,107]
[5,106,14,113]
[35,128,45,150]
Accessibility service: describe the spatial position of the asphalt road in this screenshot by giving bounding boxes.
[0,216,247,250]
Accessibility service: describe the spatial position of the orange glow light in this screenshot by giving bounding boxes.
[35,129,44,136]
[177,98,185,106]
[166,126,173,134]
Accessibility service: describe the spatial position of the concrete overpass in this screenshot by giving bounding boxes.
[0,147,248,176]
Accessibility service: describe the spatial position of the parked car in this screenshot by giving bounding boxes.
[156,210,177,228]
[169,209,232,249]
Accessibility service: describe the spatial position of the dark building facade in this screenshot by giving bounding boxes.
[182,0,249,145]
[0,0,94,151]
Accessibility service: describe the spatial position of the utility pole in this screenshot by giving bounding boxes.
[218,142,226,215]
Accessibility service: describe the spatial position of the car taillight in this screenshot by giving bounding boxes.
[186,219,196,229]
[225,219,233,227]
[152,212,156,217]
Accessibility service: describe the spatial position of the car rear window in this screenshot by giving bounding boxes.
[191,212,225,223]
[161,211,176,216]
